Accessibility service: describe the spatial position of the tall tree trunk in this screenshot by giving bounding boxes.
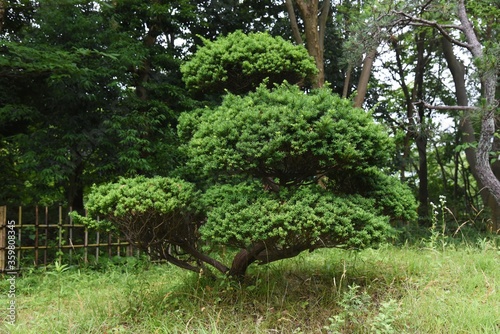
[413,31,429,222]
[441,37,500,227]
[285,0,303,45]
[391,38,413,182]
[457,0,500,231]
[318,0,330,57]
[353,48,377,108]
[391,31,430,222]
[292,0,329,88]
[342,63,353,98]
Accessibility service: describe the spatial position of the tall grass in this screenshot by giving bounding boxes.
[0,235,499,333]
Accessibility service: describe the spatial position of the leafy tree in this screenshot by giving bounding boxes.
[80,84,417,279]
[186,0,285,47]
[0,2,121,207]
[0,0,192,207]
[388,0,499,230]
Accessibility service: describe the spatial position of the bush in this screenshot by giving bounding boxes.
[179,83,393,187]
[80,84,417,279]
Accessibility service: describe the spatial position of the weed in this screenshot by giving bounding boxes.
[324,284,404,334]
[47,260,70,322]
[428,195,448,251]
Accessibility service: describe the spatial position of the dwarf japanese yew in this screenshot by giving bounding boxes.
[78,83,417,279]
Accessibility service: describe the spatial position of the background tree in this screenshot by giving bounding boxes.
[187,0,284,46]
[381,25,447,222]
[0,0,192,208]
[340,0,389,107]
[285,0,330,88]
[392,0,499,230]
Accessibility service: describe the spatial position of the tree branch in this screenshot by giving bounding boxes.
[181,243,230,274]
[393,11,471,50]
[318,0,330,56]
[255,246,308,264]
[414,100,481,111]
[285,0,303,45]
[163,252,203,274]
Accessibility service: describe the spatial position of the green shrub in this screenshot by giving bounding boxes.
[80,84,416,279]
[201,182,392,250]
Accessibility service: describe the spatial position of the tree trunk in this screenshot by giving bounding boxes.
[293,0,327,88]
[134,23,160,100]
[413,31,429,222]
[318,0,330,58]
[353,48,377,108]
[390,38,413,182]
[285,0,303,45]
[415,132,428,220]
[457,0,500,231]
[441,37,500,227]
[228,243,266,278]
[342,63,353,98]
[67,160,85,213]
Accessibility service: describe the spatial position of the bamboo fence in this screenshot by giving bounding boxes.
[0,205,136,272]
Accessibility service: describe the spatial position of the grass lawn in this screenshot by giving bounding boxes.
[1,237,499,333]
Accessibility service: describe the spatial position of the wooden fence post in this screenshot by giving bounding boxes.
[35,206,39,267]
[0,206,6,272]
[44,206,48,266]
[58,205,62,263]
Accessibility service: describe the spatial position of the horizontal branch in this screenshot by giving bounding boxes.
[393,11,471,50]
[414,100,481,111]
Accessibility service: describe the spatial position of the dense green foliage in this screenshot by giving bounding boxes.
[73,176,201,261]
[201,182,394,249]
[78,81,416,277]
[180,83,392,186]
[181,31,318,95]
[0,0,190,208]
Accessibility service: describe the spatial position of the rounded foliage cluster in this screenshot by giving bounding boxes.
[200,182,394,250]
[179,83,393,187]
[181,31,318,94]
[76,176,201,258]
